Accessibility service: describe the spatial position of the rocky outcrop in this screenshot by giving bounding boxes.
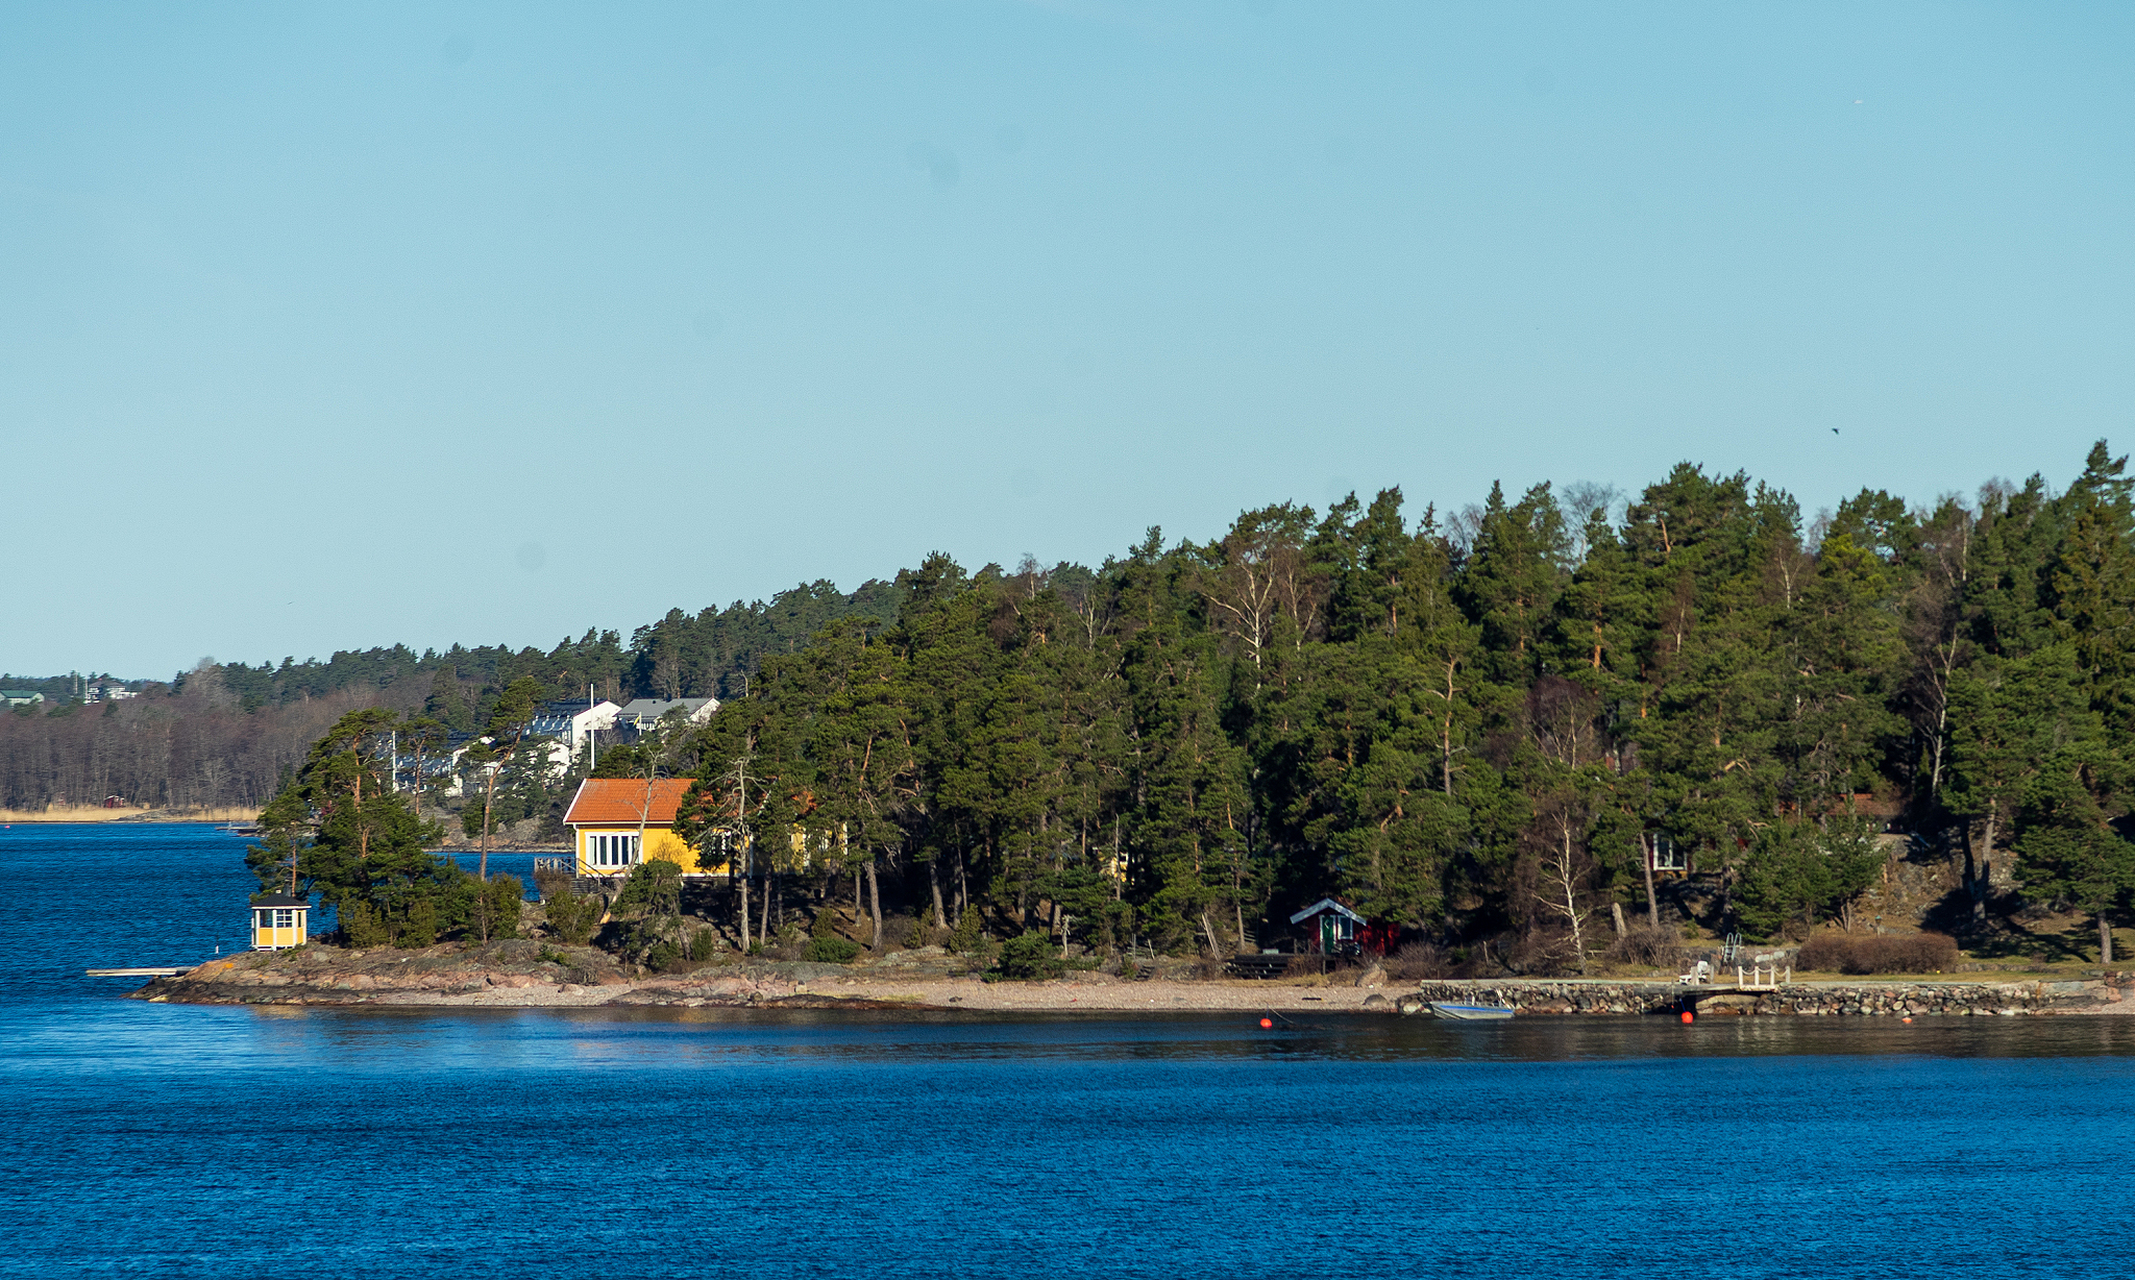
[131,940,625,1005]
[1407,975,2135,1017]
[128,942,932,1009]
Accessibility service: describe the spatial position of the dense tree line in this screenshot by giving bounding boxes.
[0,582,900,810]
[0,675,364,811]
[674,445,2135,965]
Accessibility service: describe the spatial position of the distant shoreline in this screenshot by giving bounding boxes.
[127,942,2135,1017]
[0,806,259,825]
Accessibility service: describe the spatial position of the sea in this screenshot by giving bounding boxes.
[2,822,2130,1279]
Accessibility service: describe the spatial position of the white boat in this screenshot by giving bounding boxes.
[1429,1001,1514,1021]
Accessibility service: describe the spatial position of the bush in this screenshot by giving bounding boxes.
[616,860,683,917]
[646,939,682,971]
[947,910,986,955]
[995,931,1065,981]
[472,874,524,943]
[1382,942,1450,981]
[339,898,389,948]
[542,891,601,947]
[903,913,939,950]
[804,935,861,964]
[1606,926,1685,970]
[1796,932,1959,975]
[399,898,440,949]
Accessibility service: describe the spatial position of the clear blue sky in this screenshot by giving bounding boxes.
[3,2,2129,680]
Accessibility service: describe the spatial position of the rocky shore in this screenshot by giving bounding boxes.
[128,943,2135,1016]
[1412,975,2135,1017]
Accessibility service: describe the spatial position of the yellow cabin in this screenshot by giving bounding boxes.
[563,778,730,877]
[250,893,310,950]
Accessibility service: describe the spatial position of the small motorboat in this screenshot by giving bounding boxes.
[1429,1001,1515,1021]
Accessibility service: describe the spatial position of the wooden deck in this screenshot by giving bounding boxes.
[85,967,189,977]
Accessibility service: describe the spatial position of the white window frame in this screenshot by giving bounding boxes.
[588,833,644,869]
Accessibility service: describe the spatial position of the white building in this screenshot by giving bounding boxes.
[529,699,623,778]
[612,697,719,739]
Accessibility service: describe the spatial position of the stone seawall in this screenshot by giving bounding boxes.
[1410,976,2134,1017]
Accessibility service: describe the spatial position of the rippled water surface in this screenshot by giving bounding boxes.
[3,824,2131,1278]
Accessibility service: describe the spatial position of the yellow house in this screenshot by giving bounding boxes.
[251,893,310,950]
[563,777,730,877]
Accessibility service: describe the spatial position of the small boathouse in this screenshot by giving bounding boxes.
[250,893,310,950]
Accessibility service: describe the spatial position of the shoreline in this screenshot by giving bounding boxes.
[127,942,2135,1016]
[1,806,258,824]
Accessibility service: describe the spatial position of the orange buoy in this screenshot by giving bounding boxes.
[1259,1017,1273,1029]
[1902,1016,1913,1023]
[1680,1011,1694,1024]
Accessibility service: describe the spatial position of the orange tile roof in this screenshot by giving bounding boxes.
[564,777,695,827]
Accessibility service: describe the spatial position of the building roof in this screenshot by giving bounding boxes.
[1288,897,1365,926]
[563,777,695,827]
[614,697,717,723]
[251,893,310,908]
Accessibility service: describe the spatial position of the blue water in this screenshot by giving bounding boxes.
[3,824,2132,1278]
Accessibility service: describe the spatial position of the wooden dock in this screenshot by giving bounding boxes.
[85,967,189,977]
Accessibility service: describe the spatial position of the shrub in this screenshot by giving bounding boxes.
[339,898,389,948]
[399,898,440,949]
[1382,942,1450,980]
[904,913,939,950]
[1796,932,1959,975]
[1606,926,1685,970]
[685,926,721,961]
[472,874,524,943]
[616,860,683,917]
[646,939,682,971]
[531,866,575,901]
[804,935,861,964]
[542,891,601,947]
[995,931,1065,981]
[947,910,986,955]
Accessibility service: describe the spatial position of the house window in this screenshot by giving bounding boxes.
[274,909,296,929]
[589,834,642,868]
[256,910,270,930]
[1649,833,1686,872]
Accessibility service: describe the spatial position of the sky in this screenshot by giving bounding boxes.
[3,2,2130,680]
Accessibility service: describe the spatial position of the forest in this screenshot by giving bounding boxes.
[662,444,2135,966]
[23,443,2135,966]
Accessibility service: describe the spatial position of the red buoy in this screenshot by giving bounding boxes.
[1680,1011,1694,1024]
[1259,1017,1273,1029]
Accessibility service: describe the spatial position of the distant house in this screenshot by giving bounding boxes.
[1289,898,1365,954]
[2,690,44,708]
[1646,832,1687,876]
[562,777,729,877]
[529,698,621,777]
[612,697,719,740]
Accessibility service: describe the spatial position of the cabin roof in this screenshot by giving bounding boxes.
[1288,897,1365,925]
[563,777,694,826]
